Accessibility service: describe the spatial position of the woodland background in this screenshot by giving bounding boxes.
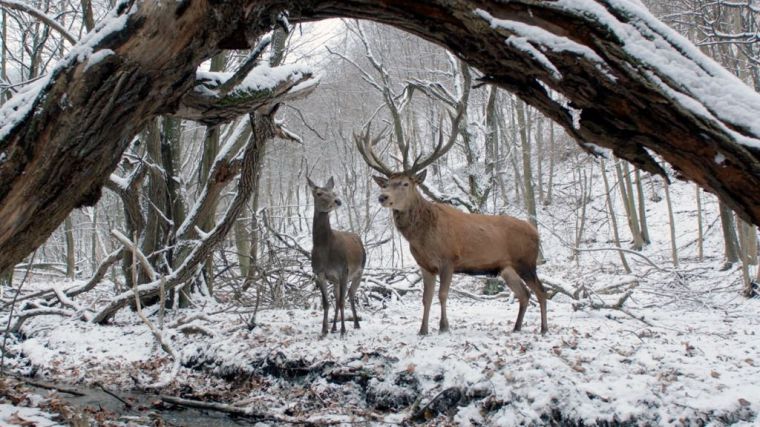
[0,0,759,425]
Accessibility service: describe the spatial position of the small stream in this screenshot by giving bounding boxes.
[25,380,251,426]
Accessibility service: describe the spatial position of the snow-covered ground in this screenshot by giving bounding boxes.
[5,259,759,425]
[3,155,760,425]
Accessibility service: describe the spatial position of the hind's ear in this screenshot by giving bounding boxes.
[414,169,427,184]
[325,176,335,190]
[306,176,317,190]
[372,175,388,188]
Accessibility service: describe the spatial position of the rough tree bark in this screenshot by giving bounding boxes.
[2,0,760,272]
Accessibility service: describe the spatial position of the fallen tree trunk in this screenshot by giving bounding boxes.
[2,0,760,273]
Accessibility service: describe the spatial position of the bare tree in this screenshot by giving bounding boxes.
[2,1,760,273]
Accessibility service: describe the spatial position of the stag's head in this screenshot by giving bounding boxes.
[372,171,427,211]
[307,177,342,213]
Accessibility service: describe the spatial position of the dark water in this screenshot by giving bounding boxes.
[26,381,251,426]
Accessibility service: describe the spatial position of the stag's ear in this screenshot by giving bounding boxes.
[372,175,388,188]
[414,169,427,184]
[325,176,335,190]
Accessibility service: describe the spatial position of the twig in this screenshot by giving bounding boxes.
[573,247,669,272]
[16,376,86,396]
[0,0,77,44]
[2,250,36,373]
[572,291,653,326]
[129,237,179,389]
[112,230,158,281]
[97,383,133,408]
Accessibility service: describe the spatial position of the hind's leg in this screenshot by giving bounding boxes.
[524,272,548,334]
[501,267,529,332]
[339,277,348,336]
[348,273,362,329]
[331,282,340,333]
[316,275,330,337]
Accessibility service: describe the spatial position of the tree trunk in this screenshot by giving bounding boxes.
[634,168,650,244]
[601,160,631,274]
[719,201,740,267]
[664,181,678,267]
[64,216,76,279]
[696,186,704,261]
[3,0,760,272]
[615,162,644,251]
[544,121,556,206]
[515,98,537,229]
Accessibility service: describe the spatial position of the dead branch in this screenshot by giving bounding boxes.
[159,394,349,425]
[10,308,74,333]
[572,291,653,326]
[2,247,124,309]
[92,112,276,324]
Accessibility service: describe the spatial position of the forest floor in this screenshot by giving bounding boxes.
[2,257,759,426]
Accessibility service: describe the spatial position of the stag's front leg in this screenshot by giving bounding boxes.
[419,269,436,335]
[316,275,330,337]
[438,265,453,333]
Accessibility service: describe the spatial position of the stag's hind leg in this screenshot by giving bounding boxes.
[524,270,548,334]
[348,273,362,329]
[501,267,529,332]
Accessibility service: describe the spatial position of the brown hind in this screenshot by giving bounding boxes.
[308,176,366,337]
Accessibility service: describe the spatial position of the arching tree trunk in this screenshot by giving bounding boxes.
[2,0,760,273]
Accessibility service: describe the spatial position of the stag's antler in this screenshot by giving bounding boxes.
[409,106,465,174]
[354,122,395,176]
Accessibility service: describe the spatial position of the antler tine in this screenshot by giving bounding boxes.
[410,106,465,174]
[354,122,395,176]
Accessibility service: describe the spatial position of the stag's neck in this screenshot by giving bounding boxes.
[393,191,436,241]
[312,211,333,247]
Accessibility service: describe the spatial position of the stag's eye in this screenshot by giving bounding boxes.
[403,182,409,187]
[316,192,322,196]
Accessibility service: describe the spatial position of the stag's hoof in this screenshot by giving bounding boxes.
[418,329,429,336]
[353,323,360,330]
[438,327,450,334]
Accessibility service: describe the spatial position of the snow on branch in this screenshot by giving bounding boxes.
[475,8,615,82]
[174,63,319,125]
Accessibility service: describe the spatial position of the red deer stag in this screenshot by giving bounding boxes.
[308,176,366,337]
[355,126,548,335]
